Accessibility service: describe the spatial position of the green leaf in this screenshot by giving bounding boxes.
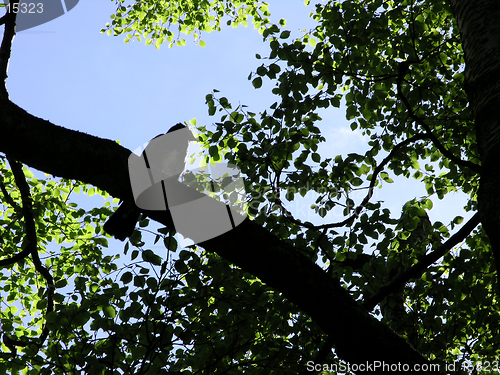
[120,271,133,284]
[142,249,162,266]
[280,30,290,39]
[185,273,199,288]
[380,172,394,183]
[103,305,116,318]
[146,277,158,290]
[55,279,67,288]
[351,178,363,187]
[175,260,189,274]
[252,77,262,89]
[209,146,219,158]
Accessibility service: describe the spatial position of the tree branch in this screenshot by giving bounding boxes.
[363,212,481,311]
[396,61,480,174]
[0,170,32,268]
[0,0,20,99]
[0,177,17,208]
[278,132,430,231]
[6,156,54,349]
[0,243,31,267]
[0,98,442,371]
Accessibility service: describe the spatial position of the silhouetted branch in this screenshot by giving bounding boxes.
[6,156,54,349]
[363,212,481,311]
[0,0,20,99]
[0,98,441,368]
[396,61,480,174]
[276,133,430,231]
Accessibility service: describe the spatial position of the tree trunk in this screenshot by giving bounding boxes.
[450,0,500,292]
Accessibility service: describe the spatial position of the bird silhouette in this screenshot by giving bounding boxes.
[103,123,196,241]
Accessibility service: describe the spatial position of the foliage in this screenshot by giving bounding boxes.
[101,0,272,48]
[1,0,499,374]
[187,0,496,369]
[0,157,323,374]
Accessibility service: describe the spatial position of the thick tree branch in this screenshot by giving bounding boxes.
[0,98,442,372]
[363,212,481,311]
[0,242,30,267]
[0,0,19,99]
[450,0,500,296]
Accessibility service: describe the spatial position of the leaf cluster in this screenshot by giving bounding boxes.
[101,0,271,48]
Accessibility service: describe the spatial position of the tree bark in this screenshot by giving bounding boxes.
[450,0,500,292]
[0,98,440,371]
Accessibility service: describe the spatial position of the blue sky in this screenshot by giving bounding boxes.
[8,0,321,148]
[5,0,471,251]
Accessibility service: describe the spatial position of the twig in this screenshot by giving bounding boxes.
[396,61,480,174]
[277,133,429,231]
